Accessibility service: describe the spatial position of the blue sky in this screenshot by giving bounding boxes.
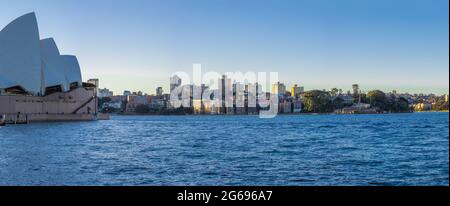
[1,0,448,94]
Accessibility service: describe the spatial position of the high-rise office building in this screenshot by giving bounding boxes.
[156,87,164,96]
[98,88,113,98]
[218,75,232,114]
[170,75,182,93]
[272,82,286,96]
[352,84,360,96]
[123,90,131,96]
[290,84,304,98]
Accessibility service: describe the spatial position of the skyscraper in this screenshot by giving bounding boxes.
[123,90,131,96]
[272,82,286,96]
[218,75,232,114]
[352,84,360,96]
[170,75,182,93]
[156,87,164,96]
[290,84,303,98]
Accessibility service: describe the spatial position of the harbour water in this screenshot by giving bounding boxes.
[0,113,448,186]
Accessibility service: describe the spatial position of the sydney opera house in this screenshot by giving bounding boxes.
[0,13,102,123]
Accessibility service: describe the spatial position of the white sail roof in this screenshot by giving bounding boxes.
[0,12,42,95]
[0,13,85,96]
[61,55,82,87]
[40,38,69,91]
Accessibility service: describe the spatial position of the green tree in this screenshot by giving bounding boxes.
[434,99,449,111]
[332,97,345,109]
[391,97,411,112]
[330,88,339,97]
[367,90,388,110]
[301,90,333,113]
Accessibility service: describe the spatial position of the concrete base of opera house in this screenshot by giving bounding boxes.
[1,113,105,124]
[0,87,110,124]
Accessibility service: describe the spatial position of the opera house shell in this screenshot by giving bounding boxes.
[0,13,104,123]
[0,13,82,95]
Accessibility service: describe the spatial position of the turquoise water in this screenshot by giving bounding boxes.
[0,113,448,185]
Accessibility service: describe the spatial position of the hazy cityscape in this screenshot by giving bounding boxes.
[95,76,449,116]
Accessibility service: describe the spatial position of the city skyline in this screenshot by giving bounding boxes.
[1,0,448,95]
[100,75,448,97]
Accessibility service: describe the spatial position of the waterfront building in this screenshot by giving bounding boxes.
[210,100,221,115]
[272,82,286,97]
[283,101,292,113]
[87,78,100,98]
[135,91,143,96]
[166,84,189,109]
[245,83,259,114]
[156,87,164,96]
[277,100,284,113]
[192,99,202,114]
[292,100,302,113]
[102,101,122,110]
[123,90,131,96]
[151,95,168,109]
[414,103,433,111]
[233,82,245,114]
[336,103,377,114]
[125,95,150,112]
[170,75,182,93]
[110,95,126,102]
[340,95,355,105]
[0,13,84,96]
[218,75,233,114]
[98,88,113,98]
[352,84,360,96]
[190,84,205,109]
[41,38,81,93]
[0,13,102,123]
[199,84,208,113]
[201,100,212,114]
[290,84,304,98]
[169,84,194,109]
[87,79,99,88]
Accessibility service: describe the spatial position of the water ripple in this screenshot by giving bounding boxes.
[0,112,448,186]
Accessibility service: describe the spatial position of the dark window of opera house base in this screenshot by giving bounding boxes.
[4,86,29,95]
[44,85,63,96]
[70,82,79,90]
